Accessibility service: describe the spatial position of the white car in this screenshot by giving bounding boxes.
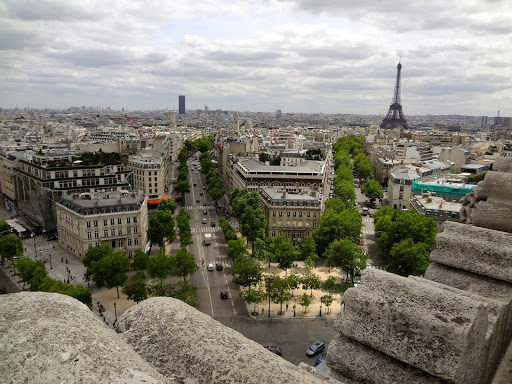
[207,263,214,271]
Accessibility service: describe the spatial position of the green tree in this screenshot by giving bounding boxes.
[82,244,113,282]
[15,257,48,291]
[325,239,367,286]
[287,272,301,297]
[171,247,197,282]
[268,275,292,315]
[270,235,295,271]
[361,180,383,200]
[171,280,200,308]
[157,198,177,214]
[299,236,317,262]
[232,256,263,292]
[253,237,271,266]
[227,238,248,260]
[176,179,190,195]
[301,257,321,297]
[133,249,149,271]
[240,206,266,250]
[258,152,271,163]
[0,220,10,236]
[147,250,172,294]
[176,208,193,247]
[313,208,362,256]
[123,271,147,303]
[323,276,337,295]
[387,239,430,277]
[325,197,353,213]
[334,179,356,202]
[300,292,311,314]
[321,294,335,314]
[270,156,281,166]
[38,277,92,307]
[147,210,176,247]
[89,250,130,298]
[0,234,23,266]
[240,286,265,314]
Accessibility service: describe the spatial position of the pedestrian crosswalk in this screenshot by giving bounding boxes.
[203,258,233,269]
[361,230,374,235]
[186,205,214,210]
[192,227,222,233]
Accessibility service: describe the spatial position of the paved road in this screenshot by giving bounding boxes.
[217,316,338,366]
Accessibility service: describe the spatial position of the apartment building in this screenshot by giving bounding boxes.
[56,190,148,259]
[127,149,168,204]
[259,187,321,246]
[387,166,421,209]
[13,150,132,233]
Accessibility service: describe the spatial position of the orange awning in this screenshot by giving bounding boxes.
[147,199,161,205]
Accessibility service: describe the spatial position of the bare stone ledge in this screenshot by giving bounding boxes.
[0,292,172,384]
[470,201,512,234]
[116,297,330,384]
[327,334,449,384]
[334,269,488,383]
[429,221,512,283]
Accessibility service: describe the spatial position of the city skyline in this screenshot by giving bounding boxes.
[1,0,511,116]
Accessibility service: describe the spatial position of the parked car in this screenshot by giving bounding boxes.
[207,263,214,271]
[202,218,207,224]
[211,222,216,227]
[196,199,200,203]
[216,263,223,271]
[264,346,282,356]
[306,341,325,357]
[315,355,326,366]
[220,291,228,299]
[193,183,197,186]
[203,210,207,215]
[200,192,203,195]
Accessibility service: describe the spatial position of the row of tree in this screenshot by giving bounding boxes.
[176,148,191,196]
[199,153,225,201]
[228,188,266,251]
[373,206,436,276]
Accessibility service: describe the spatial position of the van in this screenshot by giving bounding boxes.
[362,207,369,216]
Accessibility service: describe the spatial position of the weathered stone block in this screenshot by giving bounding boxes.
[116,297,327,384]
[472,172,512,203]
[327,333,448,384]
[0,292,171,384]
[335,269,488,383]
[430,221,512,283]
[490,157,512,173]
[470,200,512,234]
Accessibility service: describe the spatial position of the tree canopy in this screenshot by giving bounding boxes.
[88,250,130,298]
[147,210,176,247]
[232,256,263,292]
[0,234,23,265]
[361,179,383,200]
[171,247,197,282]
[270,235,296,271]
[387,238,430,277]
[123,271,148,304]
[325,239,367,284]
[313,208,362,256]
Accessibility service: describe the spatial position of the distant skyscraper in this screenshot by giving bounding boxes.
[480,116,488,129]
[179,95,185,114]
[276,109,282,118]
[380,62,408,129]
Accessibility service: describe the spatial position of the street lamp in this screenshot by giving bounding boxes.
[293,297,296,317]
[265,276,275,318]
[49,254,52,269]
[114,302,117,322]
[320,303,322,317]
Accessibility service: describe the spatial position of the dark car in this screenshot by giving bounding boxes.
[203,210,207,215]
[211,222,216,227]
[306,341,325,357]
[193,183,197,186]
[196,199,200,203]
[216,263,223,271]
[315,355,326,366]
[200,192,203,195]
[264,346,282,356]
[220,291,228,300]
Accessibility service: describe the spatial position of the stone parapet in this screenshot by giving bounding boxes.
[116,297,329,384]
[334,269,489,383]
[429,221,512,283]
[0,292,172,384]
[327,334,448,384]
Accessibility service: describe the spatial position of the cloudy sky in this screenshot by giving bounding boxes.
[1,0,511,115]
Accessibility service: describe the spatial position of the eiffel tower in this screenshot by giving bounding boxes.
[380,61,408,129]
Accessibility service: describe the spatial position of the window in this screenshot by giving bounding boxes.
[400,186,404,192]
[134,238,139,246]
[104,230,108,237]
[306,232,310,237]
[111,219,115,225]
[287,212,291,217]
[103,220,108,226]
[272,212,276,217]
[95,243,100,247]
[118,218,122,225]
[399,193,404,200]
[127,217,131,224]
[118,229,122,236]
[312,223,317,228]
[299,212,302,217]
[293,212,296,217]
[118,240,123,247]
[271,231,276,237]
[127,238,132,246]
[313,213,317,218]
[298,233,302,239]
[128,250,133,258]
[88,244,93,249]
[292,232,296,239]
[134,217,137,223]
[94,221,98,227]
[111,229,116,236]
[307,212,311,218]
[279,212,282,217]
[134,226,138,234]
[94,231,99,238]
[87,232,92,239]
[127,227,131,234]
[86,221,91,228]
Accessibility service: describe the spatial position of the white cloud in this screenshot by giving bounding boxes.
[0,0,511,115]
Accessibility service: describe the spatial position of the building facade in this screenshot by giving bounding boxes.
[127,149,168,204]
[259,187,321,246]
[56,191,148,259]
[179,95,185,115]
[387,166,421,209]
